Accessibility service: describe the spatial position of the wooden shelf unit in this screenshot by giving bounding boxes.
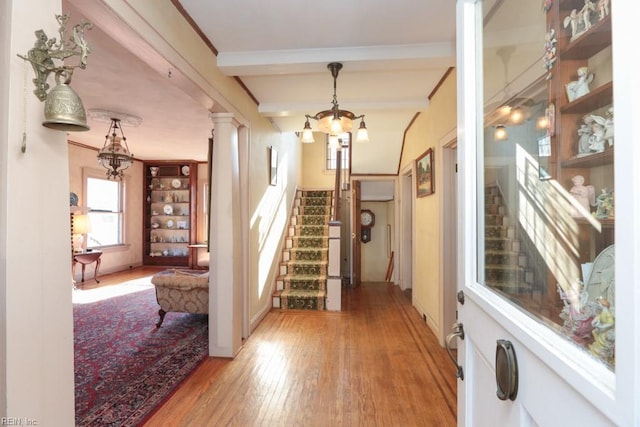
[143,161,198,267]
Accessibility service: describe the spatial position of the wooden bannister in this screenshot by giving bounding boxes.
[333,148,342,221]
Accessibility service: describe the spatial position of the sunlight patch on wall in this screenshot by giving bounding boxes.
[254,152,290,298]
[515,145,603,298]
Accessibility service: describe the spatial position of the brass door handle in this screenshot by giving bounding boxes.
[445,322,464,380]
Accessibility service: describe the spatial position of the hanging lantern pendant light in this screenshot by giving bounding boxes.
[97,118,134,179]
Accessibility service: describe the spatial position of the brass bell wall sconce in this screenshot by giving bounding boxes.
[18,13,93,132]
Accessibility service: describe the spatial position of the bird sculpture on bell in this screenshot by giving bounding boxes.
[17,13,92,132]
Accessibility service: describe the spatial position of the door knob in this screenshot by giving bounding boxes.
[445,322,464,380]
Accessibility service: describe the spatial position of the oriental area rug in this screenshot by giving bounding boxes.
[73,278,208,426]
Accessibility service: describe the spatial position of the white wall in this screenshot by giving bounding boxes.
[1,1,75,423]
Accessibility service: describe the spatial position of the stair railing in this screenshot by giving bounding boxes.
[333,148,342,221]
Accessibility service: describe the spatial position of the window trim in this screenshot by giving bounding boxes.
[82,167,128,249]
[325,132,352,172]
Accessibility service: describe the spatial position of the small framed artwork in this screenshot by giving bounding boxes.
[537,135,553,181]
[269,146,278,186]
[415,147,434,197]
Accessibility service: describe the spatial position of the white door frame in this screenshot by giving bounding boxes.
[440,132,457,345]
[399,164,413,292]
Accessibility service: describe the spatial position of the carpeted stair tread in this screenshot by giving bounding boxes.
[280,288,327,297]
[285,258,328,264]
[289,247,329,253]
[279,274,328,282]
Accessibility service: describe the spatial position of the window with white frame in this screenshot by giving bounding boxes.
[326,133,351,170]
[86,176,124,248]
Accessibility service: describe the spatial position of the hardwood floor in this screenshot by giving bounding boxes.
[73,266,166,291]
[142,281,457,426]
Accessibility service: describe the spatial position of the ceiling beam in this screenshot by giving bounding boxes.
[217,43,456,76]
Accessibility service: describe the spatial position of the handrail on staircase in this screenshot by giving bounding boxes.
[333,149,342,221]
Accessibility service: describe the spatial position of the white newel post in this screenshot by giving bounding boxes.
[326,220,342,311]
[208,112,243,357]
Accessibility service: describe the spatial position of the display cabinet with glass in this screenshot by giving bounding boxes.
[481,0,614,368]
[143,162,197,266]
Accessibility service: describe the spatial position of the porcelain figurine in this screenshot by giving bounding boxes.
[594,188,614,219]
[589,298,615,363]
[566,67,594,102]
[569,175,596,217]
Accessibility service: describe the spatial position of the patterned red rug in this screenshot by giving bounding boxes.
[74,282,208,426]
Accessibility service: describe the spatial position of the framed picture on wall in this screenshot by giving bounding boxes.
[415,147,434,197]
[269,146,278,186]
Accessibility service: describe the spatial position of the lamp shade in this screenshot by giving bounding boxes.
[356,120,369,142]
[301,120,315,143]
[316,111,355,134]
[73,214,92,235]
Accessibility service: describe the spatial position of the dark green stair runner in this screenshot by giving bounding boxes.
[273,189,333,310]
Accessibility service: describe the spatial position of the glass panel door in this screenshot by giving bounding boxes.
[480,0,614,368]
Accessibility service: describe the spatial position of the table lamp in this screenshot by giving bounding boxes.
[73,214,92,253]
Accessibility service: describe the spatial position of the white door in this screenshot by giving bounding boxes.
[454,1,639,425]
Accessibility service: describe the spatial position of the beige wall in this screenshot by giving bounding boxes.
[399,70,457,338]
[68,143,144,279]
[361,200,395,281]
[108,1,303,334]
[301,133,336,189]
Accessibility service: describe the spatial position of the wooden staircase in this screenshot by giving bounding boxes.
[272,189,334,310]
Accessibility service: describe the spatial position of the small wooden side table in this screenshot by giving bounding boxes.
[73,250,102,284]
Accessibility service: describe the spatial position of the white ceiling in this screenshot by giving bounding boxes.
[61,0,456,173]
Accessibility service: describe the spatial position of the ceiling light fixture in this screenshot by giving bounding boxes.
[302,62,369,143]
[509,107,525,124]
[97,118,134,180]
[494,124,508,141]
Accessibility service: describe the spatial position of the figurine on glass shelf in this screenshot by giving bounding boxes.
[566,66,594,102]
[569,175,596,217]
[588,298,615,364]
[594,188,614,219]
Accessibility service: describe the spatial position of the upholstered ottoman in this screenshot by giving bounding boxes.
[150,269,209,327]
